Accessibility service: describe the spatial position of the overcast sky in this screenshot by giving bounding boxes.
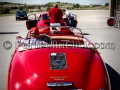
[0,0,109,5]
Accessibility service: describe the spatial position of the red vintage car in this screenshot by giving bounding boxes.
[6,24,111,90]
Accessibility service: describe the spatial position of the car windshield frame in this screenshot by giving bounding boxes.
[38,26,84,37]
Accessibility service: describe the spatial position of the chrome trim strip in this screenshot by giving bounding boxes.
[47,82,72,87]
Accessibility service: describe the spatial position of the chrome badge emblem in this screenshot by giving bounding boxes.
[50,53,67,70]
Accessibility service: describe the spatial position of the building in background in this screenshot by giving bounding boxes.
[110,0,120,27]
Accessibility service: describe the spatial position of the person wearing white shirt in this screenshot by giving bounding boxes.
[63,9,74,27]
[16,37,47,46]
[16,27,47,47]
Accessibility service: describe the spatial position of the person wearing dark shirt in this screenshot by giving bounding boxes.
[48,4,63,33]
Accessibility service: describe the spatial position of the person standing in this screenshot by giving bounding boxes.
[48,4,63,32]
[63,9,74,27]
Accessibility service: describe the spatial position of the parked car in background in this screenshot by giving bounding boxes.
[16,10,28,21]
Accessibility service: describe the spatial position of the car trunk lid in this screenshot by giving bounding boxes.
[26,48,91,75]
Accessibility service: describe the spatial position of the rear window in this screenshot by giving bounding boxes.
[16,10,27,15]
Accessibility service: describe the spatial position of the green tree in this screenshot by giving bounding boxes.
[0,7,10,14]
[18,6,23,10]
[105,3,109,6]
[73,3,80,8]
[71,7,74,10]
[73,4,76,8]
[65,2,68,4]
[11,6,18,10]
[27,5,35,9]
[57,1,60,3]
[23,4,28,11]
[67,7,70,9]
[76,3,80,8]
[46,7,51,11]
[38,5,41,9]
[45,3,52,7]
